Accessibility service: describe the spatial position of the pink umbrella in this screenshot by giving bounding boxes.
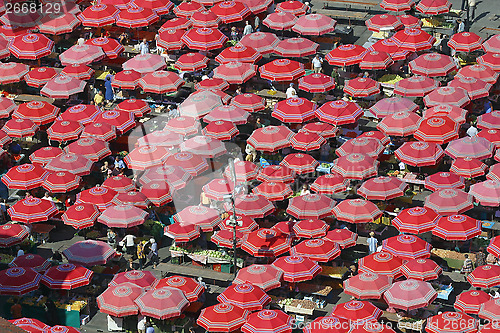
[425,189,473,216]
[38,13,81,35]
[292,14,336,36]
[416,0,451,15]
[253,182,293,201]
[315,100,363,126]
[9,33,53,60]
[122,54,166,73]
[414,116,459,144]
[45,153,94,176]
[344,77,380,97]
[62,240,116,266]
[480,129,500,147]
[427,312,478,333]
[394,75,438,97]
[360,51,394,70]
[213,62,257,84]
[380,0,415,11]
[272,256,321,283]
[370,38,410,61]
[191,10,221,27]
[291,238,340,262]
[302,122,339,138]
[424,105,467,124]
[337,137,384,158]
[276,0,309,15]
[135,287,189,320]
[359,252,403,278]
[409,53,457,77]
[457,64,499,84]
[287,194,335,220]
[399,14,422,28]
[223,160,258,182]
[234,264,283,291]
[182,27,228,51]
[258,165,295,184]
[425,172,464,191]
[134,0,173,14]
[263,12,297,30]
[449,76,491,100]
[470,180,500,207]
[259,59,305,81]
[178,90,223,118]
[333,199,382,223]
[77,4,119,27]
[298,73,336,93]
[326,44,367,67]
[344,272,392,300]
[365,14,402,32]
[478,111,500,130]
[450,157,488,178]
[477,52,500,72]
[358,176,407,200]
[0,62,29,84]
[483,34,500,53]
[59,44,106,66]
[311,173,348,195]
[216,45,261,63]
[230,194,275,218]
[384,279,437,310]
[98,205,147,228]
[240,32,280,55]
[40,75,86,99]
[479,299,500,322]
[445,136,494,160]
[139,70,184,94]
[369,96,418,118]
[275,37,318,58]
[331,154,378,180]
[180,135,227,158]
[174,205,221,232]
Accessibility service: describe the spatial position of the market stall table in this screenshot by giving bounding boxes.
[319,265,348,279]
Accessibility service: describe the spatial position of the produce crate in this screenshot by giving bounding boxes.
[191,260,205,268]
[221,263,233,273]
[212,264,222,272]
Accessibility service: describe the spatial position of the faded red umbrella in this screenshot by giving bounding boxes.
[302,122,339,138]
[477,110,500,129]
[230,194,275,218]
[392,28,436,52]
[155,275,204,302]
[358,252,403,278]
[479,299,500,322]
[234,264,283,291]
[360,51,394,70]
[210,1,250,23]
[399,14,422,28]
[59,44,106,66]
[272,255,321,283]
[197,303,249,333]
[467,265,500,288]
[257,165,295,184]
[29,147,63,166]
[477,52,500,72]
[292,13,336,36]
[122,53,166,73]
[479,129,500,147]
[432,214,481,240]
[140,180,173,207]
[40,75,86,99]
[303,316,350,333]
[174,205,222,232]
[219,215,258,233]
[326,44,367,67]
[140,165,192,190]
[196,77,229,90]
[77,4,119,27]
[202,178,234,201]
[61,64,95,80]
[62,203,100,230]
[241,228,291,257]
[331,153,379,180]
[384,279,437,311]
[216,45,261,63]
[276,0,309,15]
[449,31,483,52]
[333,199,382,223]
[253,182,293,201]
[344,77,381,97]
[95,110,136,134]
[115,99,151,117]
[110,270,157,288]
[288,194,335,220]
[394,75,438,97]
[164,152,209,176]
[63,240,116,266]
[191,10,221,27]
[113,191,150,209]
[218,283,270,311]
[455,290,491,314]
[2,164,48,190]
[242,310,292,333]
[182,27,228,51]
[401,258,442,281]
[369,96,418,118]
[423,105,467,124]
[138,70,184,94]
[180,135,227,158]
[24,67,58,88]
[259,58,305,81]
[281,153,319,174]
[445,136,494,160]
[0,62,29,84]
[160,17,192,31]
[365,14,402,32]
[38,13,81,35]
[213,61,256,84]
[315,100,363,126]
[82,122,117,142]
[424,172,464,191]
[337,137,384,158]
[275,37,319,58]
[470,180,500,207]
[414,116,459,144]
[76,186,117,211]
[135,287,189,320]
[457,64,499,84]
[343,272,392,299]
[137,130,183,148]
[9,33,53,60]
[425,189,473,216]
[124,146,170,170]
[223,160,258,182]
[174,0,204,17]
[324,229,357,249]
[290,131,326,151]
[358,176,407,200]
[98,205,147,228]
[416,0,451,15]
[449,76,491,100]
[9,254,50,273]
[380,0,415,11]
[426,312,477,333]
[248,125,293,152]
[0,97,17,118]
[331,300,382,323]
[392,206,440,234]
[424,87,470,108]
[134,0,174,14]
[298,73,336,93]
[97,283,142,318]
[409,52,457,77]
[263,12,297,31]
[41,263,93,290]
[450,157,488,178]
[42,171,81,193]
[0,25,32,41]
[382,234,431,260]
[240,32,280,55]
[65,137,110,162]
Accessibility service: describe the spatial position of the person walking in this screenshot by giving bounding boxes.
[123,233,136,255]
[137,240,147,270]
[104,75,114,102]
[148,238,159,269]
[476,248,486,267]
[467,0,476,23]
[312,54,324,73]
[367,232,378,254]
[461,254,474,280]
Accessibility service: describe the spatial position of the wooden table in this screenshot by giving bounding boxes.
[284,299,316,316]
[297,283,333,297]
[323,0,380,10]
[256,89,286,100]
[14,94,55,104]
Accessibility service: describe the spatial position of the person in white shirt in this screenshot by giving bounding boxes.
[399,161,406,171]
[466,125,478,137]
[137,314,146,333]
[312,54,323,73]
[300,184,311,196]
[139,38,149,55]
[286,83,297,99]
[123,234,136,255]
[42,192,53,201]
[243,21,253,36]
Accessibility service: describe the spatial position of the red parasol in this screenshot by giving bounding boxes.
[230,194,275,218]
[358,252,403,278]
[174,205,222,232]
[160,17,192,31]
[248,126,293,152]
[424,172,464,191]
[203,120,239,141]
[234,265,283,291]
[409,52,457,77]
[432,215,481,240]
[155,276,204,302]
[457,64,499,84]
[63,240,115,266]
[331,300,382,323]
[449,32,483,52]
[253,182,293,201]
[216,45,261,63]
[218,283,270,311]
[302,122,339,138]
[140,165,192,190]
[9,254,50,273]
[259,58,305,81]
[315,100,363,126]
[38,12,81,35]
[13,101,59,125]
[241,310,292,333]
[180,135,226,157]
[372,97,418,118]
[303,316,350,333]
[477,52,500,72]
[344,77,380,97]
[122,53,166,73]
[365,14,402,32]
[98,205,147,228]
[40,75,86,99]
[263,12,297,30]
[455,290,491,314]
[343,272,392,300]
[446,136,493,160]
[324,228,357,248]
[97,283,142,317]
[326,44,367,67]
[425,190,473,216]
[135,287,189,320]
[240,31,280,54]
[164,152,208,176]
[157,29,185,50]
[337,137,384,158]
[24,67,58,88]
[42,263,93,290]
[42,171,81,193]
[198,303,249,333]
[1,118,38,138]
[487,235,500,257]
[291,238,340,262]
[290,131,326,151]
[59,44,105,66]
[116,6,159,28]
[0,224,30,248]
[111,70,141,90]
[0,62,29,84]
[478,111,500,130]
[392,28,436,52]
[276,0,309,15]
[211,229,243,248]
[479,299,500,322]
[9,33,53,60]
[392,206,439,234]
[416,0,451,15]
[140,180,173,207]
[272,256,321,283]
[292,13,336,36]
[2,164,48,190]
[280,153,319,174]
[138,70,184,94]
[95,110,135,134]
[479,129,500,147]
[110,270,157,288]
[115,99,151,117]
[450,157,488,178]
[298,73,336,93]
[62,203,100,230]
[191,10,221,27]
[0,267,41,296]
[370,38,410,61]
[287,195,335,220]
[360,51,394,70]
[394,75,438,97]
[257,165,295,184]
[113,191,150,209]
[414,116,459,144]
[272,97,316,123]
[76,186,117,211]
[381,234,432,260]
[213,61,256,84]
[77,4,118,27]
[65,138,111,162]
[380,0,415,11]
[333,199,382,223]
[134,0,174,14]
[8,197,57,224]
[174,52,209,72]
[29,147,63,166]
[182,27,228,51]
[331,154,379,180]
[401,258,442,281]
[467,265,500,288]
[47,120,83,142]
[81,122,117,142]
[449,76,491,100]
[241,228,291,257]
[137,130,183,147]
[357,176,407,200]
[384,279,437,310]
[426,312,477,333]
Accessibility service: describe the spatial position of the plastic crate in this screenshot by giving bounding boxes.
[212,264,222,272]
[221,263,233,273]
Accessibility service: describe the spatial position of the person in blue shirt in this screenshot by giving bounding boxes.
[114,156,126,175]
[104,75,114,101]
[484,99,493,114]
[367,232,378,254]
